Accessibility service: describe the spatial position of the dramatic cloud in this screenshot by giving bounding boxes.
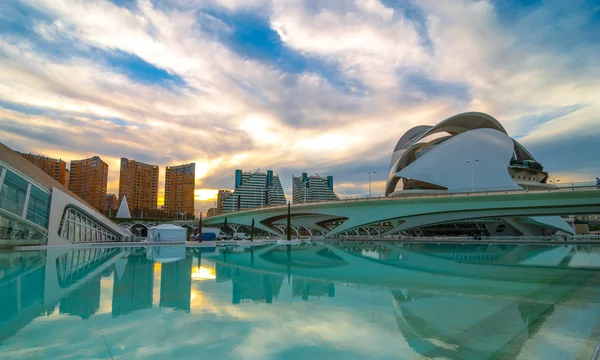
[1,0,599,211]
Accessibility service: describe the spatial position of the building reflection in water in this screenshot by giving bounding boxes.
[111,254,154,318]
[0,248,120,342]
[390,289,558,359]
[0,251,47,342]
[292,279,335,301]
[60,274,101,319]
[159,255,193,312]
[2,243,600,359]
[230,267,284,304]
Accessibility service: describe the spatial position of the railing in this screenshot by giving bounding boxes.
[330,235,600,242]
[216,181,600,216]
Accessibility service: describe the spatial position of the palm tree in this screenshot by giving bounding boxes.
[250,218,255,242]
[223,217,229,237]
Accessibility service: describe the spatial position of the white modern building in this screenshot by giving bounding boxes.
[384,112,572,237]
[221,169,286,213]
[292,173,339,204]
[0,142,132,246]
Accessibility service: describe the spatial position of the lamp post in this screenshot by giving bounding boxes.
[466,156,479,192]
[368,169,376,197]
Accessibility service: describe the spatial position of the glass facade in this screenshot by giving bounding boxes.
[0,213,47,243]
[26,186,51,228]
[1,169,30,216]
[0,166,51,229]
[59,207,119,243]
[0,163,51,243]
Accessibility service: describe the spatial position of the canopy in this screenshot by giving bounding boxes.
[147,224,187,242]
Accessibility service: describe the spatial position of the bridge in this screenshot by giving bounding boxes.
[202,185,600,238]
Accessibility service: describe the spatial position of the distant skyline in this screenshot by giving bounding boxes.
[2,0,600,212]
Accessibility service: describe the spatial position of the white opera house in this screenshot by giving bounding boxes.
[384,112,574,237]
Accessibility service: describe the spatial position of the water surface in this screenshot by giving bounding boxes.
[1,243,600,359]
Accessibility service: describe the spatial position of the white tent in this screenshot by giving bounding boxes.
[116,195,132,219]
[147,224,187,242]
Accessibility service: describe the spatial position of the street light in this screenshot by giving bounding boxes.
[466,156,479,192]
[368,169,377,197]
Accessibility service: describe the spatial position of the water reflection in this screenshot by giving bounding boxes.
[230,268,283,304]
[60,275,101,319]
[0,243,599,359]
[112,255,153,318]
[160,256,192,312]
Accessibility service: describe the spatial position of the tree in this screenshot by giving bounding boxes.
[223,217,229,237]
[287,202,292,241]
[250,218,255,242]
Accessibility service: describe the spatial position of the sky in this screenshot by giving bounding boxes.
[1,0,600,213]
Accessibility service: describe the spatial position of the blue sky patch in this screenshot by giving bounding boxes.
[0,2,55,37]
[400,71,471,103]
[102,50,186,87]
[0,99,136,128]
[106,0,139,11]
[0,100,50,116]
[198,8,368,96]
[380,0,433,51]
[513,105,581,139]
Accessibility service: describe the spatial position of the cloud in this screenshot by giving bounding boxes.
[1,0,599,212]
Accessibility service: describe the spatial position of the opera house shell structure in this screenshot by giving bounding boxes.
[385,112,573,237]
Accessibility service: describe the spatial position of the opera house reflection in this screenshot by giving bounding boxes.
[1,243,600,359]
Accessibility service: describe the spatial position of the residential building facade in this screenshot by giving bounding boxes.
[106,193,118,216]
[69,156,108,213]
[18,152,69,187]
[216,189,232,215]
[164,163,195,218]
[292,173,339,204]
[221,169,286,213]
[207,208,217,217]
[0,142,130,246]
[118,158,159,216]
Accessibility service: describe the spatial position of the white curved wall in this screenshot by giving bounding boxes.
[396,128,522,192]
[523,216,575,235]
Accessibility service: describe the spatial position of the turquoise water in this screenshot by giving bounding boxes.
[1,243,600,359]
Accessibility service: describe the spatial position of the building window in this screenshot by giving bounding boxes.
[59,207,120,243]
[0,169,29,216]
[26,186,51,228]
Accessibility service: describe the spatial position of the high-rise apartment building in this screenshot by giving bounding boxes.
[207,208,217,217]
[221,169,286,213]
[216,189,232,215]
[118,158,159,214]
[69,156,108,213]
[292,173,339,204]
[164,163,195,218]
[106,193,118,216]
[18,152,69,187]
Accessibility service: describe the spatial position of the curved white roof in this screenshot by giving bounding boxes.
[385,112,540,195]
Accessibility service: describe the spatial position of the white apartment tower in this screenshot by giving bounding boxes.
[292,173,339,204]
[221,169,286,212]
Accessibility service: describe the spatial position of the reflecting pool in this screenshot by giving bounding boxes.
[1,243,600,359]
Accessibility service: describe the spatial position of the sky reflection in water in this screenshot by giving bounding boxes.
[1,243,600,360]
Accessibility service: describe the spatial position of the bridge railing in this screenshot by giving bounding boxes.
[216,181,599,216]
